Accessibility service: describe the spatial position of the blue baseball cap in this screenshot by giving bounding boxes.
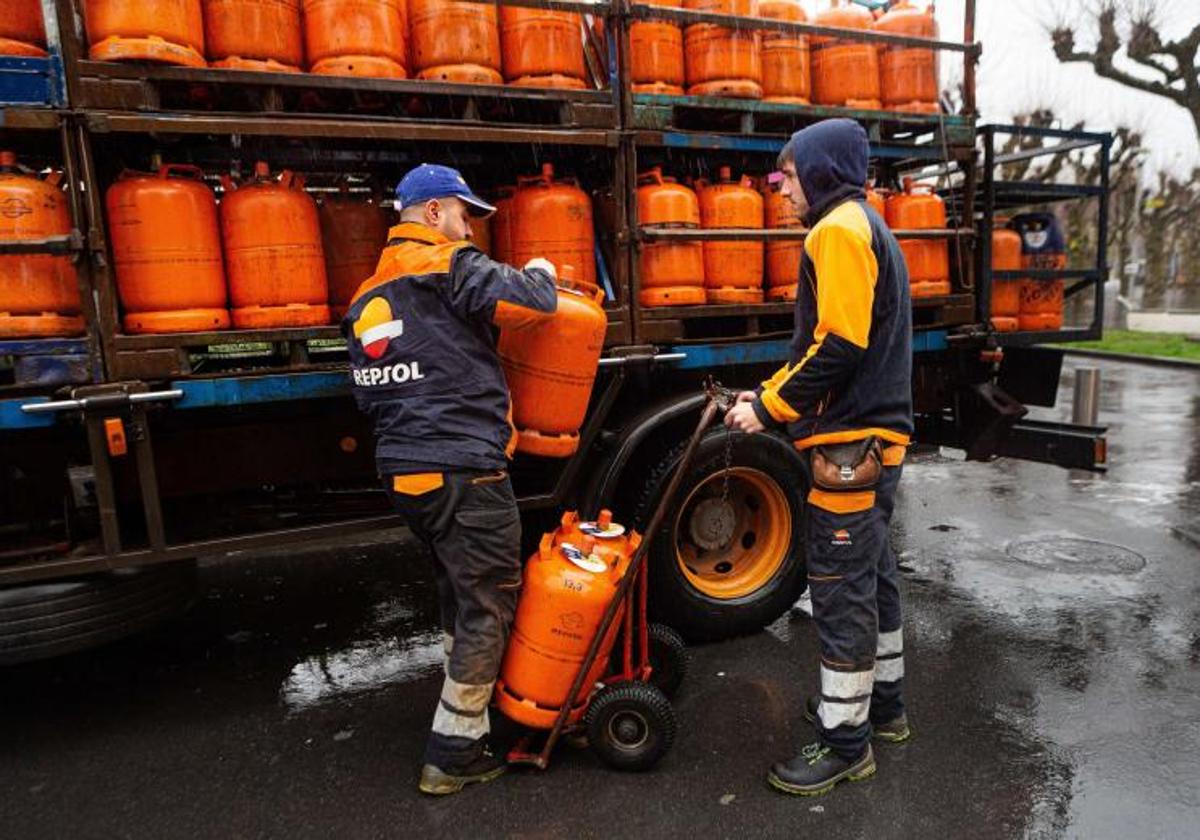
[394,163,496,217]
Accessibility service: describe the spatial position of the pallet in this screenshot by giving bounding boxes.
[74,61,617,130]
[0,337,94,391]
[0,54,67,107]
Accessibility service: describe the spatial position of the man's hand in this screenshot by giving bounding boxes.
[724,401,765,434]
[736,390,757,404]
[523,257,557,280]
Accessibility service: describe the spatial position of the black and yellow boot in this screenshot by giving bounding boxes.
[767,742,876,797]
[418,745,506,795]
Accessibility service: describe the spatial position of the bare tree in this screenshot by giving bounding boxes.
[1052,2,1200,142]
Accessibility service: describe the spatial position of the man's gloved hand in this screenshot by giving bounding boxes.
[523,258,557,279]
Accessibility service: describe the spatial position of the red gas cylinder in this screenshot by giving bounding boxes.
[759,0,809,104]
[204,0,304,72]
[491,185,515,264]
[106,164,230,334]
[637,168,706,307]
[990,221,1021,333]
[885,177,949,298]
[0,152,82,338]
[631,0,685,95]
[84,0,207,67]
[408,0,502,84]
[496,511,641,729]
[501,8,586,90]
[303,0,408,78]
[684,0,762,99]
[1013,212,1066,331]
[698,166,764,304]
[498,267,607,458]
[319,187,390,320]
[762,178,802,302]
[1,0,48,57]
[874,1,938,113]
[509,164,596,287]
[811,1,880,109]
[220,162,330,328]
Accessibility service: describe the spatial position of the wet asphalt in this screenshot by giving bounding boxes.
[2,356,1199,840]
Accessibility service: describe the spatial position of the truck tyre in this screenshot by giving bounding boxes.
[0,562,196,666]
[634,430,806,642]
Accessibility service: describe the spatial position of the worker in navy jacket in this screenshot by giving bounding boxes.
[343,164,557,796]
[724,119,914,796]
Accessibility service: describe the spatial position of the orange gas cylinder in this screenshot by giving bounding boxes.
[0,0,48,57]
[498,266,606,458]
[106,164,230,334]
[84,0,207,67]
[811,1,880,109]
[683,0,762,99]
[0,152,83,338]
[885,177,949,298]
[491,185,515,264]
[496,511,641,728]
[509,164,596,287]
[303,0,408,78]
[204,0,304,72]
[698,167,764,304]
[319,188,390,320]
[874,1,938,113]
[1013,212,1066,331]
[637,168,705,307]
[630,0,685,95]
[762,178,801,302]
[220,162,330,328]
[990,222,1021,333]
[500,8,586,90]
[866,185,886,218]
[408,0,502,84]
[759,0,809,104]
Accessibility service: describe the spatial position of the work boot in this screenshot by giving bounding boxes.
[803,695,912,744]
[767,742,875,796]
[418,746,506,796]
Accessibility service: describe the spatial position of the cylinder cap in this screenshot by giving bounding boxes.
[254,161,271,178]
[597,509,613,528]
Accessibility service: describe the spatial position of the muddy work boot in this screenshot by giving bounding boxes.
[767,742,875,796]
[418,746,506,796]
[804,695,912,744]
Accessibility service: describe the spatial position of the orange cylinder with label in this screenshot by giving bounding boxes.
[499,268,607,458]
[637,168,705,307]
[1013,212,1066,331]
[684,0,762,99]
[759,0,809,104]
[0,152,83,338]
[106,164,230,334]
[204,0,304,72]
[509,164,596,287]
[496,511,640,728]
[874,1,938,113]
[408,0,502,84]
[501,8,586,90]
[84,0,207,67]
[763,179,801,302]
[491,185,515,265]
[319,189,390,319]
[990,222,1021,333]
[699,166,763,304]
[220,162,330,328]
[885,177,949,298]
[1,0,48,57]
[303,0,408,78]
[631,0,685,95]
[811,2,880,109]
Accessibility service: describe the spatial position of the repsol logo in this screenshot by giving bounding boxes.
[352,361,426,387]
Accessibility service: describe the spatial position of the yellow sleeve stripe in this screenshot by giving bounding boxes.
[761,389,800,423]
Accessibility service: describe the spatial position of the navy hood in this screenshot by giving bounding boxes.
[783,119,869,226]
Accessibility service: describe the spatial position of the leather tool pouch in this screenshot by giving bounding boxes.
[811,437,883,491]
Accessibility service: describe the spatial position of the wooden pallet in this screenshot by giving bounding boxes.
[0,337,95,391]
[74,61,618,130]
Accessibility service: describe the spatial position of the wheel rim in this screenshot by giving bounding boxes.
[672,466,792,600]
[607,708,650,751]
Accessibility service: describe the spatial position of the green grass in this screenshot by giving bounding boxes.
[1066,330,1200,361]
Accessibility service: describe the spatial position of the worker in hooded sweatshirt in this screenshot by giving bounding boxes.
[343,164,558,796]
[724,119,914,796]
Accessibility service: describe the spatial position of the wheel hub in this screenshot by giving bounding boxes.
[688,496,737,551]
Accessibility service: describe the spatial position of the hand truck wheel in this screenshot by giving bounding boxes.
[584,681,676,771]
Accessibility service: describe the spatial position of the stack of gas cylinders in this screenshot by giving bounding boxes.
[77,0,589,88]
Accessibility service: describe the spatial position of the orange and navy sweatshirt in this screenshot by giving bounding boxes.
[342,222,557,473]
[752,119,913,451]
